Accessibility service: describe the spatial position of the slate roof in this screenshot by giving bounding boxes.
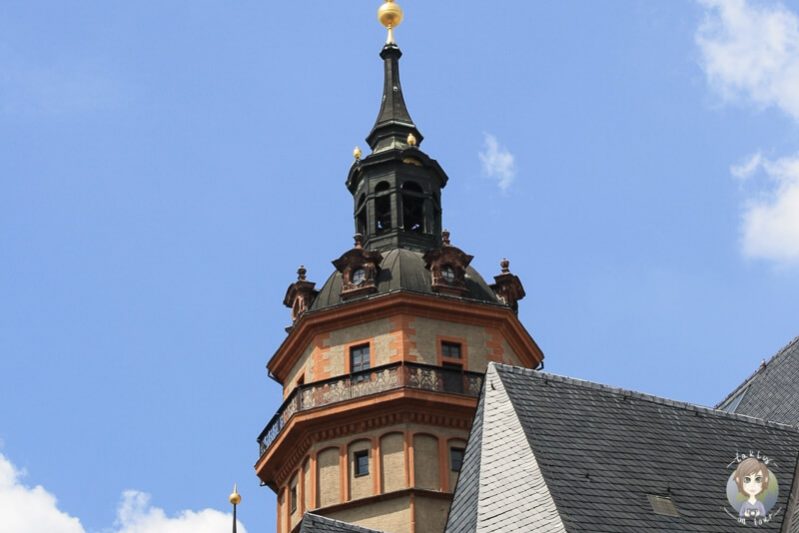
[446,363,799,532]
[298,513,384,533]
[309,248,501,312]
[718,336,799,426]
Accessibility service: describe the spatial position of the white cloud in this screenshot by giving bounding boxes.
[730,151,763,180]
[697,0,799,266]
[0,453,247,533]
[0,454,85,533]
[111,490,246,533]
[696,0,799,119]
[479,133,516,192]
[740,153,799,265]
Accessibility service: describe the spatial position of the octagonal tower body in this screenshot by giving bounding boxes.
[255,31,543,533]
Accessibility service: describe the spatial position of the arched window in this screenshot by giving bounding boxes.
[402,181,424,233]
[375,182,391,233]
[401,181,423,193]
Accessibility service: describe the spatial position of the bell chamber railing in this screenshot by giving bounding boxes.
[257,361,484,456]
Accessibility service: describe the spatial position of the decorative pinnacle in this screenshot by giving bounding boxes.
[354,233,364,248]
[377,0,404,44]
[500,258,510,274]
[353,146,362,161]
[297,265,307,281]
[406,133,417,147]
[442,229,451,246]
[229,483,241,506]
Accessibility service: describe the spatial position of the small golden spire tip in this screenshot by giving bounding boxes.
[229,483,241,506]
[353,146,362,161]
[377,0,404,44]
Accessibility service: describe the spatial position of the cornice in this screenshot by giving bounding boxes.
[267,291,544,382]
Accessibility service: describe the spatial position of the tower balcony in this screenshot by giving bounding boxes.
[257,361,484,457]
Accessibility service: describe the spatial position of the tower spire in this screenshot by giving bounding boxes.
[229,484,241,533]
[345,0,447,252]
[367,1,423,152]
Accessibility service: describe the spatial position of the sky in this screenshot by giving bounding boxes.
[1,1,799,532]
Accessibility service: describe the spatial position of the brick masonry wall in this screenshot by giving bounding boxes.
[270,307,527,530]
[303,459,311,513]
[281,313,526,398]
[413,434,439,490]
[289,472,299,531]
[279,422,468,520]
[327,494,411,533]
[447,438,468,491]
[317,447,341,508]
[380,432,405,492]
[348,439,373,500]
[414,494,451,533]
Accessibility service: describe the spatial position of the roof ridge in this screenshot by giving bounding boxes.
[489,362,799,432]
[715,334,799,409]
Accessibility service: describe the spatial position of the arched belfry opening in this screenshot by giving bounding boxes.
[401,181,425,233]
[374,181,392,234]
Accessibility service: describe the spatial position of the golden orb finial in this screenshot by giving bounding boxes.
[229,483,241,506]
[406,133,417,147]
[378,0,404,44]
[353,146,362,161]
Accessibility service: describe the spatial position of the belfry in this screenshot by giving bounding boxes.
[255,2,544,532]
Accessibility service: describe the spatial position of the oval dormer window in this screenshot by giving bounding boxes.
[352,268,367,286]
[440,265,456,283]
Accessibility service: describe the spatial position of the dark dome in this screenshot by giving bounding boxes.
[309,248,501,312]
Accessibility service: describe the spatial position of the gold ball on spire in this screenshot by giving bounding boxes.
[353,146,362,161]
[229,484,241,506]
[378,0,404,30]
[406,133,417,147]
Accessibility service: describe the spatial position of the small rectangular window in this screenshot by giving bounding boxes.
[290,485,297,513]
[350,344,371,374]
[450,447,465,472]
[442,341,462,359]
[354,450,369,477]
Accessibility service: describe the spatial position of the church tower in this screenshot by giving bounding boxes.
[255,3,544,532]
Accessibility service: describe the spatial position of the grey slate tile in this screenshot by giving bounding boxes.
[450,362,799,532]
[298,513,384,533]
[719,336,799,426]
[498,365,799,531]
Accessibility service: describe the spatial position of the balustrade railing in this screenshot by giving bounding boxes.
[257,361,483,455]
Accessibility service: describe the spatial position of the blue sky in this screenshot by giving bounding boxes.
[1,1,799,532]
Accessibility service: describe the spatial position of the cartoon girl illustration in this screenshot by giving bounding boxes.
[734,457,769,519]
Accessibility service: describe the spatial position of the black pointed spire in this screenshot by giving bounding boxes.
[366,43,424,153]
[344,3,448,252]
